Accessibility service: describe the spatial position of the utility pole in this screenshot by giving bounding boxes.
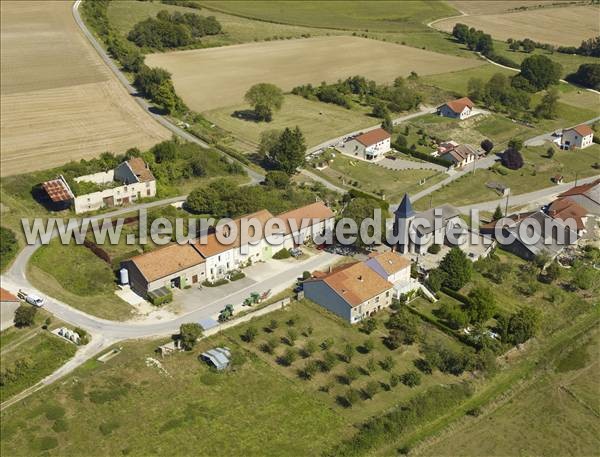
[574,172,578,187]
[504,191,510,216]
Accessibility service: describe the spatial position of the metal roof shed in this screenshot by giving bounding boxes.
[200,348,230,371]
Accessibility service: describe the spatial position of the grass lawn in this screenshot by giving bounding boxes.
[108,0,333,47]
[314,153,446,201]
[28,239,134,321]
[418,327,600,457]
[1,312,77,402]
[421,63,515,96]
[199,1,458,33]
[415,143,600,209]
[558,83,600,112]
[204,95,377,149]
[0,298,467,456]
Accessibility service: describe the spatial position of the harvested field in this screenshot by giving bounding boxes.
[447,1,560,15]
[433,5,599,47]
[0,1,169,177]
[146,36,484,112]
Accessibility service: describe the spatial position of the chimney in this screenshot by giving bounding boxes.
[329,265,333,273]
[358,275,363,282]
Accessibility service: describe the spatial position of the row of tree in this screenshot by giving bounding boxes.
[128,10,221,50]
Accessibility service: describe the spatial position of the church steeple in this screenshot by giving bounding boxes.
[395,193,414,220]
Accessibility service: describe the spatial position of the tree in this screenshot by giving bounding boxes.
[508,138,523,152]
[386,308,420,344]
[359,317,377,335]
[257,129,281,159]
[426,268,447,292]
[13,305,36,328]
[343,343,355,363]
[467,286,496,324]
[395,134,407,149]
[372,102,389,118]
[534,87,559,119]
[264,170,290,189]
[345,366,360,384]
[507,306,540,344]
[241,326,258,342]
[341,197,386,248]
[493,205,503,220]
[381,114,394,134]
[0,227,18,269]
[363,380,379,399]
[544,261,561,282]
[521,38,536,53]
[467,77,485,102]
[509,41,520,51]
[179,323,203,350]
[501,147,524,170]
[268,127,306,174]
[400,370,421,387]
[244,83,284,121]
[363,339,375,353]
[438,302,469,330]
[380,355,395,371]
[280,348,297,366]
[480,139,494,154]
[568,63,600,90]
[518,55,562,91]
[452,23,470,43]
[546,147,555,158]
[299,360,319,379]
[438,247,473,290]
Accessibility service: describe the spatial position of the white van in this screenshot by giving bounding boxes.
[26,294,45,307]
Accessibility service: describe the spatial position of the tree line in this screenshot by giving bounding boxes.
[128,9,221,50]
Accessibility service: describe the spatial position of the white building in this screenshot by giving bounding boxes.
[437,97,474,120]
[364,251,419,298]
[439,143,480,168]
[339,128,391,160]
[561,124,594,150]
[42,158,157,214]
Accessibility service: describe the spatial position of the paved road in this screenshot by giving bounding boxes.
[71,1,263,184]
[458,174,600,213]
[524,116,600,146]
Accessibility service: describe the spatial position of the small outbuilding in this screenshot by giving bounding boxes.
[200,347,231,370]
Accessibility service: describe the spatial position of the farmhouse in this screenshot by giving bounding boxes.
[546,198,589,236]
[437,97,474,120]
[123,243,206,298]
[364,251,420,298]
[481,210,578,261]
[561,124,594,150]
[304,261,393,324]
[339,128,391,160]
[42,158,157,214]
[123,201,335,295]
[556,179,600,216]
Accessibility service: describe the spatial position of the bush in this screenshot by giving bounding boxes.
[202,278,229,287]
[13,305,36,328]
[179,323,203,350]
[229,271,245,281]
[148,288,173,306]
[400,370,422,387]
[74,327,91,345]
[241,326,258,343]
[427,244,441,254]
[272,248,292,260]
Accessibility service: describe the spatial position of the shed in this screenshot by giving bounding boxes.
[200,347,231,370]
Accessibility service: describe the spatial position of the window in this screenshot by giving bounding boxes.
[386,291,390,297]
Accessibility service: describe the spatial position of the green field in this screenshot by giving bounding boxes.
[416,143,600,209]
[199,1,458,33]
[204,94,377,148]
[421,63,515,96]
[28,239,134,321]
[0,299,466,455]
[108,0,333,47]
[1,314,77,402]
[418,328,600,457]
[314,153,446,201]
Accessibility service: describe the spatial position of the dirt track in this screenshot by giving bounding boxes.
[146,35,485,112]
[0,1,169,177]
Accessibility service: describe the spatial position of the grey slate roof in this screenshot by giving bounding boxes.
[395,193,415,219]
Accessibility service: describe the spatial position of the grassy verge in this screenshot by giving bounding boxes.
[1,321,77,403]
[28,240,134,321]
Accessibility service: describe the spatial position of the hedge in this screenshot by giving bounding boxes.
[393,143,453,168]
[202,278,229,287]
[272,248,291,260]
[229,271,246,281]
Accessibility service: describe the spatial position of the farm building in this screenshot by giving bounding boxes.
[437,97,474,120]
[556,179,600,216]
[41,158,157,214]
[304,261,394,324]
[364,251,420,298]
[546,198,589,236]
[123,243,206,298]
[200,347,231,370]
[561,124,594,150]
[339,128,391,160]
[123,201,335,295]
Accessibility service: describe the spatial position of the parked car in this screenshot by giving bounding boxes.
[26,294,45,307]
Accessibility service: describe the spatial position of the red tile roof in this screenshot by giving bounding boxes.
[443,97,474,114]
[130,243,205,282]
[559,179,600,198]
[127,157,155,183]
[0,288,19,302]
[567,124,594,137]
[42,177,73,202]
[548,198,588,230]
[310,262,392,307]
[354,128,391,147]
[277,202,334,235]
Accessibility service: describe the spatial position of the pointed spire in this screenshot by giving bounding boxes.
[395,193,414,219]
